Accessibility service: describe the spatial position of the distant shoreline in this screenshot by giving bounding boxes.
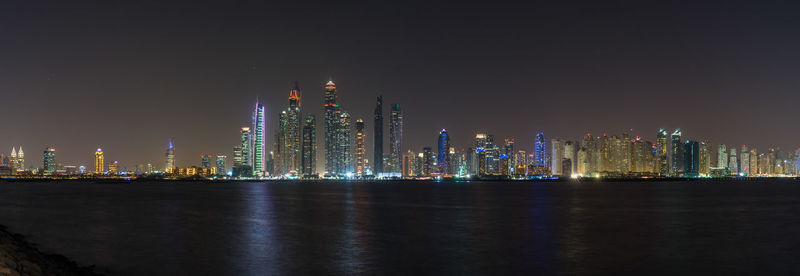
[0,225,99,276]
[0,177,797,183]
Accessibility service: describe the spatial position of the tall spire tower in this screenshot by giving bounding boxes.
[373,95,384,175]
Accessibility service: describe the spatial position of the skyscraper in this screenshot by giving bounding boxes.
[323,80,342,175]
[9,148,17,172]
[551,138,564,175]
[253,103,266,176]
[562,141,578,173]
[437,129,451,175]
[215,156,226,176]
[108,161,119,175]
[657,129,668,176]
[670,129,683,176]
[684,140,700,177]
[534,131,546,167]
[740,145,750,175]
[239,127,251,167]
[282,82,302,174]
[201,154,212,169]
[717,144,728,168]
[699,141,711,176]
[338,112,353,174]
[43,147,56,175]
[94,148,104,174]
[373,95,384,175]
[354,119,366,176]
[301,114,317,177]
[422,147,433,176]
[729,148,738,175]
[388,103,403,174]
[165,140,175,173]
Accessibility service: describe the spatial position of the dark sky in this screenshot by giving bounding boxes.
[2,0,800,169]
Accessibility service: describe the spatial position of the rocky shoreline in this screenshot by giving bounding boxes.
[0,226,99,276]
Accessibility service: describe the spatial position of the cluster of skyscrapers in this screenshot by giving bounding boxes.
[2,80,799,179]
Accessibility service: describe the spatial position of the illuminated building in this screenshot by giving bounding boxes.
[17,147,23,172]
[561,158,572,177]
[109,161,119,175]
[239,127,251,168]
[301,114,317,177]
[437,129,451,175]
[563,141,575,174]
[415,152,424,176]
[476,148,486,177]
[201,154,212,169]
[499,154,509,176]
[253,102,266,176]
[354,119,366,176]
[717,144,728,168]
[373,95,384,175]
[656,129,668,176]
[422,147,433,176]
[9,148,17,173]
[551,138,564,175]
[233,146,242,168]
[338,112,352,174]
[684,140,700,177]
[277,82,302,175]
[749,148,758,175]
[94,148,104,174]
[619,134,631,173]
[729,148,738,175]
[323,80,351,176]
[474,134,487,175]
[630,137,645,173]
[670,129,683,176]
[582,133,595,175]
[388,103,403,174]
[403,150,415,177]
[740,145,750,175]
[165,140,175,173]
[503,138,514,165]
[215,156,226,176]
[324,80,338,174]
[534,131,546,167]
[699,141,711,176]
[43,147,56,175]
[514,150,527,175]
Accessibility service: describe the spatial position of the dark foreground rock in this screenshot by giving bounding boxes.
[0,226,99,276]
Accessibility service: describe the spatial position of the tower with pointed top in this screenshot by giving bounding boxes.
[10,147,17,172]
[324,79,340,175]
[373,95,384,175]
[281,82,302,174]
[16,146,23,172]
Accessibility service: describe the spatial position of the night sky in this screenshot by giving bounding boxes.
[2,1,800,169]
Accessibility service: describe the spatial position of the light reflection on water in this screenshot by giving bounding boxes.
[0,180,798,275]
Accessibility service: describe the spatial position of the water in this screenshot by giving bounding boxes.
[0,179,799,275]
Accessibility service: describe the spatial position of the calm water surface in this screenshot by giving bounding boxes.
[0,180,799,275]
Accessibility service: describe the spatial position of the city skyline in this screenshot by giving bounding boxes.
[3,2,800,168]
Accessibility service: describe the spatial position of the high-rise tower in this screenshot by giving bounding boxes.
[165,140,175,173]
[355,119,366,176]
[94,148,104,174]
[253,103,266,176]
[438,129,451,175]
[388,103,403,174]
[657,129,668,176]
[324,80,340,175]
[534,131,546,167]
[670,129,683,176]
[43,147,56,175]
[373,96,384,175]
[283,82,302,174]
[301,114,316,177]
